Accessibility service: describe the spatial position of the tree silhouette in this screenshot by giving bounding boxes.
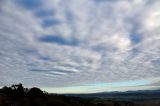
[27,87,45,98]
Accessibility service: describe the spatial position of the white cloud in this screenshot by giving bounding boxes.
[0,0,160,91]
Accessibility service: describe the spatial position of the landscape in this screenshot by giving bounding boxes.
[0,0,160,106]
[0,84,160,106]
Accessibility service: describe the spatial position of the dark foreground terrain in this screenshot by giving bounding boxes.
[0,84,160,106]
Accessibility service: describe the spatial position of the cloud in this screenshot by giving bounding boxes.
[0,0,160,92]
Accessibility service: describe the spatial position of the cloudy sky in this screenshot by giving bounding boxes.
[0,0,160,93]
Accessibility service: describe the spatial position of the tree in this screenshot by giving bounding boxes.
[27,87,45,98]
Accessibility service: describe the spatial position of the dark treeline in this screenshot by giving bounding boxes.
[0,84,156,106]
[0,84,116,106]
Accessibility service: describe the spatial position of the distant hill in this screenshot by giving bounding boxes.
[65,89,160,101]
[66,89,160,97]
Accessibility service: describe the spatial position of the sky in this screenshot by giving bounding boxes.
[0,0,160,94]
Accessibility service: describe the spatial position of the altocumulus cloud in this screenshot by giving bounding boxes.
[0,0,160,92]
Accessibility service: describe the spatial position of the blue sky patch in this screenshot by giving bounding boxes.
[39,35,78,46]
[42,19,59,28]
[129,25,142,45]
[35,9,54,18]
[39,56,52,61]
[16,0,42,9]
[130,34,142,44]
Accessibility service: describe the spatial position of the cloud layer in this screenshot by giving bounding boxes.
[0,0,160,90]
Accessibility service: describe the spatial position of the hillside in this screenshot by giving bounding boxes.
[0,84,160,106]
